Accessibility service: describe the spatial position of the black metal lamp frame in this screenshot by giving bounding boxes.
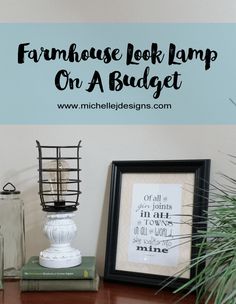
[36,140,82,212]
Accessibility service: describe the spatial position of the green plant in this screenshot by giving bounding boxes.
[173,173,236,304]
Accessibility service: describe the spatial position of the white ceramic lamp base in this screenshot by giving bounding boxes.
[39,212,81,268]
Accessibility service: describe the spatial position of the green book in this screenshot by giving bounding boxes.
[21,256,96,280]
[20,274,100,292]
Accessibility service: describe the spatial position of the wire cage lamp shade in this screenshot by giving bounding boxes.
[36,140,82,212]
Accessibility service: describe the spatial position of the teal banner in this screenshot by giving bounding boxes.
[0,23,235,124]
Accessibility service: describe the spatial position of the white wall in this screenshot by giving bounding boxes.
[1,1,236,275]
[1,0,236,22]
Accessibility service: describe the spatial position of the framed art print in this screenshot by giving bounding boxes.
[104,160,211,288]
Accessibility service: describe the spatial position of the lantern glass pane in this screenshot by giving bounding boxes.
[0,192,25,278]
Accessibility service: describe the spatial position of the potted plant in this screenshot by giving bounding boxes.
[171,171,236,303]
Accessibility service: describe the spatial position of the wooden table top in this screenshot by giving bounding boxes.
[0,279,197,304]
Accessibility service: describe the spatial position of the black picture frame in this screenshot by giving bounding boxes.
[104,159,211,289]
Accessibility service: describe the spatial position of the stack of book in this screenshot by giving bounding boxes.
[20,256,99,292]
